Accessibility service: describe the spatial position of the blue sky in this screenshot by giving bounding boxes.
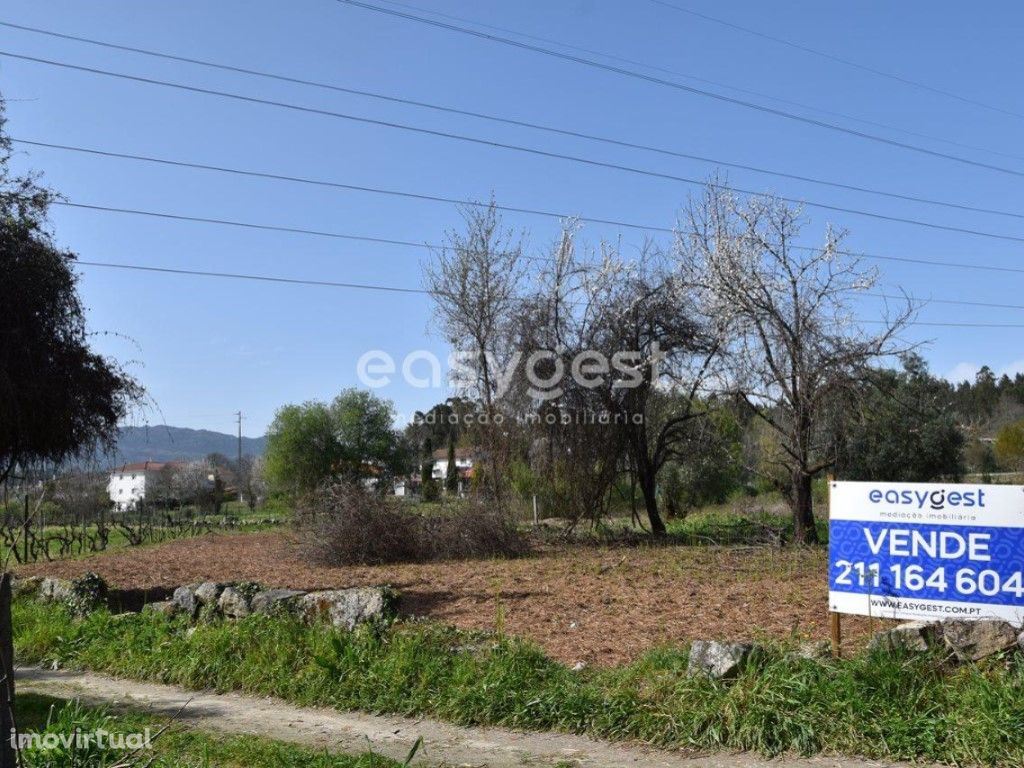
[3,1,1023,436]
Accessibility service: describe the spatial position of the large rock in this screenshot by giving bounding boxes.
[11,575,43,599]
[143,600,180,618]
[795,639,833,661]
[66,572,108,616]
[686,640,754,680]
[171,585,198,618]
[299,586,397,630]
[868,621,937,653]
[193,582,224,607]
[250,588,305,616]
[942,619,1019,662]
[217,586,251,619]
[39,577,73,604]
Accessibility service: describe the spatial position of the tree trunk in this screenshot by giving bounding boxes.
[635,454,666,536]
[640,477,666,536]
[792,471,819,544]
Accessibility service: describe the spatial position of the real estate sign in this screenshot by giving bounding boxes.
[829,481,1024,624]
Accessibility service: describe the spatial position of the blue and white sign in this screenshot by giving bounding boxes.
[829,481,1024,623]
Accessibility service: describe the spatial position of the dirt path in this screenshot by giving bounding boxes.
[18,666,920,768]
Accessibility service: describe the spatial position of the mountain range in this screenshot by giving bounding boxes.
[106,425,267,464]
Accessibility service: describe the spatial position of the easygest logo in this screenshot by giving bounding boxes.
[867,488,986,510]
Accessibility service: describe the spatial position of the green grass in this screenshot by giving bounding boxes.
[14,696,407,765]
[666,502,830,544]
[13,599,1024,766]
[16,692,405,767]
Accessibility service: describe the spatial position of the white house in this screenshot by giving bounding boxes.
[430,447,478,494]
[107,461,176,511]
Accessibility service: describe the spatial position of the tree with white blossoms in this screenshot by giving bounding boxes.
[424,201,526,500]
[171,459,220,513]
[679,183,914,544]
[513,223,719,535]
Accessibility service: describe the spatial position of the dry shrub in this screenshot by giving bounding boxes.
[299,482,529,566]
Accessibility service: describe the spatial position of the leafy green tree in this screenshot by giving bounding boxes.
[0,98,141,484]
[330,388,403,482]
[264,401,338,497]
[838,355,964,482]
[994,421,1024,471]
[973,365,999,418]
[658,405,743,517]
[264,389,405,497]
[421,458,440,502]
[445,434,459,494]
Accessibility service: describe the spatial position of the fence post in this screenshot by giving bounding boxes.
[1,572,16,767]
[21,496,28,565]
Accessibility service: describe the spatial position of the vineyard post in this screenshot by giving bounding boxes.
[21,495,28,565]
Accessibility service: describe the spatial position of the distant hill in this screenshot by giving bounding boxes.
[106,426,266,465]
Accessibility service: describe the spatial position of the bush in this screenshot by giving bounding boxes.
[299,482,529,565]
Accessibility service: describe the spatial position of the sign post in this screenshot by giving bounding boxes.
[829,481,1024,625]
[829,611,842,658]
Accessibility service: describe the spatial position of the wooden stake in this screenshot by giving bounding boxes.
[830,611,842,659]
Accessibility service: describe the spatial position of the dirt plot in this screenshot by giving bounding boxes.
[18,531,889,665]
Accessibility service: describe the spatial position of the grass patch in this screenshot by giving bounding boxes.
[13,599,1024,766]
[16,692,403,767]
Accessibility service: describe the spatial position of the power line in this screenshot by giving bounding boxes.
[8,52,1024,244]
[48,197,1024,279]
[336,0,1024,179]
[76,260,429,294]
[870,294,1024,312]
[53,201,432,249]
[70,260,1024,327]
[51,200,551,264]
[0,24,1016,223]
[24,141,1024,276]
[20,138,668,233]
[644,0,1024,121]
[368,0,1024,163]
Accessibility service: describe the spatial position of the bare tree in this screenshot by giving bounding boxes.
[424,201,525,499]
[239,455,268,511]
[147,464,176,508]
[681,183,913,543]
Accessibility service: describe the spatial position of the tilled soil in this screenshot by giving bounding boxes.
[18,531,888,665]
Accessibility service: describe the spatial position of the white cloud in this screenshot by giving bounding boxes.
[998,360,1024,379]
[944,362,979,384]
[942,360,1024,384]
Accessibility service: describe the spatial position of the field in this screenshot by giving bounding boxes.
[16,526,887,665]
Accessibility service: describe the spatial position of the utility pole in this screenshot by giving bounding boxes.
[235,411,243,503]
